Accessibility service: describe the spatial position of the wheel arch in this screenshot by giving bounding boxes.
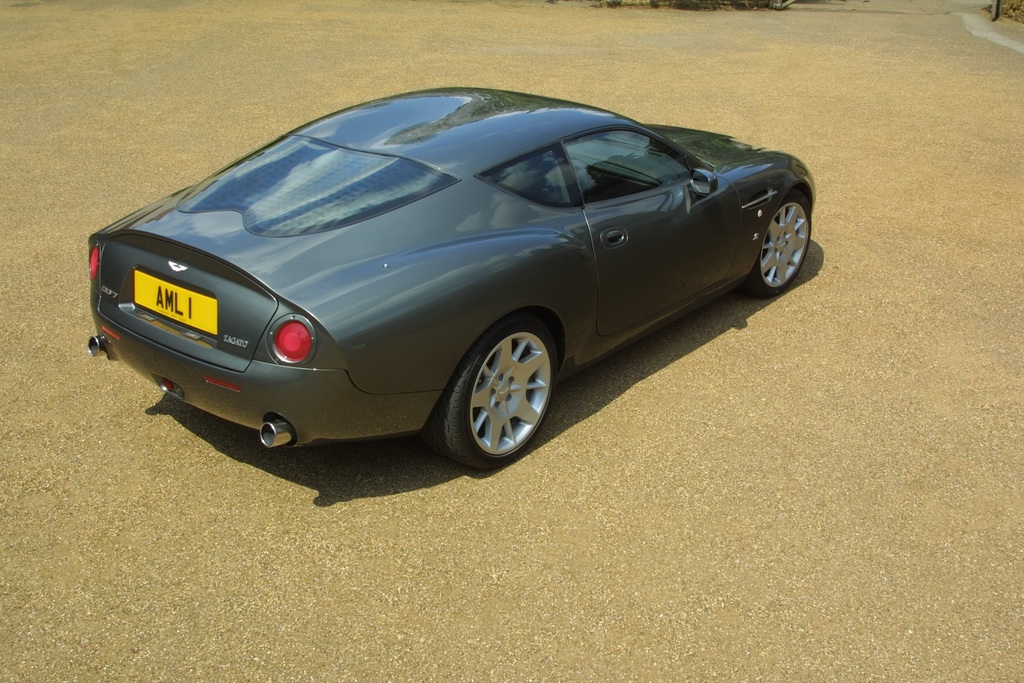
[785,156,815,209]
[516,305,567,375]
[789,180,814,209]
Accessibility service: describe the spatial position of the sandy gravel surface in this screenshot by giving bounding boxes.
[2,0,1023,679]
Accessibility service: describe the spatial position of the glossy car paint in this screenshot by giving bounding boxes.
[88,89,814,446]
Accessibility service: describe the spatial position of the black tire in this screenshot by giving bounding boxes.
[422,313,557,469]
[740,190,812,298]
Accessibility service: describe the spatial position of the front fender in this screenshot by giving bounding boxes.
[719,153,815,277]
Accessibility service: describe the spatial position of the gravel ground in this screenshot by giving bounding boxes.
[2,0,1023,680]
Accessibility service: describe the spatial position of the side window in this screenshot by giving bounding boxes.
[479,145,580,208]
[564,130,689,204]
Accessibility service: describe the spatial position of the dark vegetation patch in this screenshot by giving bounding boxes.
[601,0,771,9]
[1001,0,1023,22]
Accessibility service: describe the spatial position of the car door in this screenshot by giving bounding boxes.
[564,129,737,336]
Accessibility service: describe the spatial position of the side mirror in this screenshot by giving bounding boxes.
[690,169,717,197]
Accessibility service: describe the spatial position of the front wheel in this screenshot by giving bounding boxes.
[422,313,557,469]
[741,190,812,298]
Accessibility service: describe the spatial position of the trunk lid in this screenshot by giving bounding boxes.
[96,205,281,371]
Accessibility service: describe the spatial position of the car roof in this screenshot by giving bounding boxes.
[293,89,634,177]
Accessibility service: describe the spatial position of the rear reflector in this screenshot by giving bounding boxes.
[204,376,241,392]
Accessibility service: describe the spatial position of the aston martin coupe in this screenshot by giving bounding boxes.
[87,89,814,468]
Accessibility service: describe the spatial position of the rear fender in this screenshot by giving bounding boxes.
[298,227,597,395]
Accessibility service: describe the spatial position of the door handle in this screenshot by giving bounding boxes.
[602,228,627,248]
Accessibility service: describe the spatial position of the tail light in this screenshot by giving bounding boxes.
[269,317,315,364]
[89,245,100,281]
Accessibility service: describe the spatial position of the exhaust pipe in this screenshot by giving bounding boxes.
[87,335,108,358]
[260,418,296,448]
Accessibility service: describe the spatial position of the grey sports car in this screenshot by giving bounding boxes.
[87,89,814,469]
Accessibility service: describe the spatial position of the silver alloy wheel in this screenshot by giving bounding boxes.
[469,331,552,456]
[760,200,809,288]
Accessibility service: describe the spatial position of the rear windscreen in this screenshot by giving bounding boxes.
[179,136,457,236]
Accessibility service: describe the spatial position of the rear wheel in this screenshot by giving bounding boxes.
[741,190,811,297]
[423,313,556,469]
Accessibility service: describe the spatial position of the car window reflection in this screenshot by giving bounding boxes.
[180,137,457,236]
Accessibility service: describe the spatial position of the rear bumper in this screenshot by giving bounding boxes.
[90,311,440,445]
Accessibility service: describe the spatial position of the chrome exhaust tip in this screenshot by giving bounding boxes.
[260,418,296,448]
[87,335,108,358]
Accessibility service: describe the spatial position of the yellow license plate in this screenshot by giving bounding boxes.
[134,270,218,335]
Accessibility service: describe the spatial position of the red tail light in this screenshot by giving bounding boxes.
[271,319,314,364]
[89,245,100,281]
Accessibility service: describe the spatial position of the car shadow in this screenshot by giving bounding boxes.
[149,240,824,506]
[146,398,464,506]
